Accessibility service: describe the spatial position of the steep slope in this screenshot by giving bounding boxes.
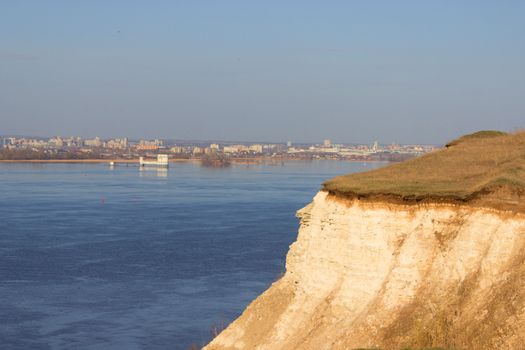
[205,131,525,350]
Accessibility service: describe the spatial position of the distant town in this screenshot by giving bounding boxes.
[0,135,437,163]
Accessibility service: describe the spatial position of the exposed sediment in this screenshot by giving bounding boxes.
[205,191,525,350]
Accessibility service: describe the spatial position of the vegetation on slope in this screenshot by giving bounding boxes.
[323,131,525,210]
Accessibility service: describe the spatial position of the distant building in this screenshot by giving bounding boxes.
[140,154,169,168]
[106,138,128,149]
[249,144,264,153]
[48,136,64,147]
[223,146,236,153]
[5,137,16,147]
[286,141,292,147]
[389,143,400,151]
[84,137,102,147]
[210,143,220,150]
[138,139,163,146]
[223,145,246,153]
[137,139,161,151]
[170,146,184,153]
[136,144,159,151]
[204,147,216,155]
[323,139,332,147]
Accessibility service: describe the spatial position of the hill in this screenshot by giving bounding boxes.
[323,131,525,212]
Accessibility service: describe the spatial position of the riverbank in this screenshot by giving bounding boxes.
[0,158,196,164]
[0,157,390,165]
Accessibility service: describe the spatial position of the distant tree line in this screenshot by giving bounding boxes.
[0,149,100,160]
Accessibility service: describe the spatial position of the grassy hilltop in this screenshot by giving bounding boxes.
[323,130,525,212]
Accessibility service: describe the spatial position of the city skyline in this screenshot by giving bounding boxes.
[0,133,441,147]
[2,133,434,164]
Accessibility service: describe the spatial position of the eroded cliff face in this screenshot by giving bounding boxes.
[205,191,525,350]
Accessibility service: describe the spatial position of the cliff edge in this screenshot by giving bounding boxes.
[324,130,525,213]
[205,131,525,350]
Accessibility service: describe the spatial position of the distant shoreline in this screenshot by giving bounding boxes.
[0,158,389,164]
[0,159,194,164]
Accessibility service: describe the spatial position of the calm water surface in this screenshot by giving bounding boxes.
[0,161,385,350]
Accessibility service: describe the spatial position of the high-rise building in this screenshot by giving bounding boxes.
[249,144,264,153]
[85,137,102,147]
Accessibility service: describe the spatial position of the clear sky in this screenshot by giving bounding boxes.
[1,1,524,144]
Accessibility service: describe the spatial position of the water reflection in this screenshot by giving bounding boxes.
[139,166,169,177]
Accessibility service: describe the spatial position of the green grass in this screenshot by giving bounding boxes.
[323,130,525,210]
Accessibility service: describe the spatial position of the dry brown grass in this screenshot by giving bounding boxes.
[323,131,525,211]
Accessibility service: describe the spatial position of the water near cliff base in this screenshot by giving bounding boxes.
[0,161,384,350]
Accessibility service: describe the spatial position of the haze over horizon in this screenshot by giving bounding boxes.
[1,1,524,144]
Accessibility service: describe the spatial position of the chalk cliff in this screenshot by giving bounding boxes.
[205,131,525,350]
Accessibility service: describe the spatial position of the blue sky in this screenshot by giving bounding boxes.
[1,1,524,143]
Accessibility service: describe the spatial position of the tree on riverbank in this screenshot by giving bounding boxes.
[201,153,231,167]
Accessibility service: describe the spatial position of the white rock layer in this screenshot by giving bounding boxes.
[205,191,525,350]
